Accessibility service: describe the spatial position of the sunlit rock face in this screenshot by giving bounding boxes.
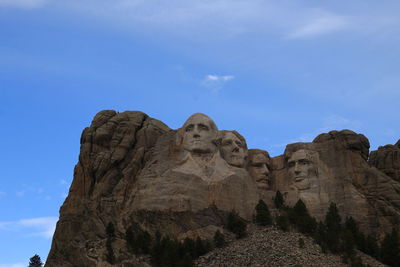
[219,130,247,168]
[47,112,400,266]
[247,149,271,190]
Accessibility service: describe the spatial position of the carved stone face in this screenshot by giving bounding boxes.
[287,149,317,190]
[220,132,246,167]
[248,152,270,190]
[182,114,218,154]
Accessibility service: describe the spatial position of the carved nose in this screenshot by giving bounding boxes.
[294,164,301,174]
[264,166,270,175]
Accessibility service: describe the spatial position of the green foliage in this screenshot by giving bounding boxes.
[315,221,328,253]
[28,254,43,267]
[289,199,317,234]
[150,234,211,267]
[106,238,115,264]
[274,190,285,210]
[325,203,342,253]
[106,222,115,238]
[364,234,380,259]
[227,210,247,239]
[126,225,152,254]
[213,230,225,248]
[255,199,272,226]
[342,229,356,258]
[381,229,400,267]
[276,214,289,231]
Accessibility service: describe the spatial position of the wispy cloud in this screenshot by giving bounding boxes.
[0,0,46,9]
[0,217,58,239]
[16,191,25,197]
[201,74,235,92]
[287,12,349,39]
[271,114,362,152]
[0,191,6,197]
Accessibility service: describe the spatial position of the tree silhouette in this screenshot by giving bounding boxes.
[213,230,225,248]
[381,228,400,267]
[324,203,341,253]
[274,190,285,210]
[255,199,272,226]
[227,210,247,238]
[289,199,316,234]
[28,254,43,267]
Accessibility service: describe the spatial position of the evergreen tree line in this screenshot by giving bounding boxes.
[111,222,219,267]
[269,191,400,267]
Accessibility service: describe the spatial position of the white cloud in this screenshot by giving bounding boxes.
[0,216,58,239]
[287,12,349,39]
[0,0,46,9]
[201,74,235,92]
[0,191,6,196]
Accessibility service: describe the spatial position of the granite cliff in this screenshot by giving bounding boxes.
[46,110,400,266]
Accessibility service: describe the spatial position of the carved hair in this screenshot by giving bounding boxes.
[218,130,248,151]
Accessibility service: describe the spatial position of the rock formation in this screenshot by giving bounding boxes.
[46,111,400,266]
[369,140,400,182]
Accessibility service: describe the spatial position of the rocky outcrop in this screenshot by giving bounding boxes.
[47,111,400,266]
[271,130,400,236]
[369,140,400,182]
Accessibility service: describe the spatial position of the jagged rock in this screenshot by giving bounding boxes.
[47,112,400,266]
[369,140,400,182]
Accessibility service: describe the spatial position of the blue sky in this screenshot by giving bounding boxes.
[0,0,399,265]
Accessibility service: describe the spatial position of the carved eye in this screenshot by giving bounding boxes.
[198,124,209,131]
[288,161,295,168]
[222,140,232,146]
[185,125,194,132]
[299,159,310,165]
[235,141,243,148]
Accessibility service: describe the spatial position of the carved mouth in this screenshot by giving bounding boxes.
[295,177,305,182]
[257,178,269,184]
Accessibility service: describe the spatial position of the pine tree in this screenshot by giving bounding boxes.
[276,214,289,231]
[227,210,247,238]
[274,190,285,210]
[381,228,400,267]
[365,234,380,259]
[255,199,272,226]
[106,222,115,238]
[195,237,208,256]
[213,230,225,248]
[290,199,317,234]
[28,254,43,267]
[325,203,342,253]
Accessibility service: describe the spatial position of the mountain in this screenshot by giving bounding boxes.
[46,110,400,266]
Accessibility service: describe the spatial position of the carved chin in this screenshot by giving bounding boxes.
[257,182,270,190]
[227,157,244,167]
[294,179,310,190]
